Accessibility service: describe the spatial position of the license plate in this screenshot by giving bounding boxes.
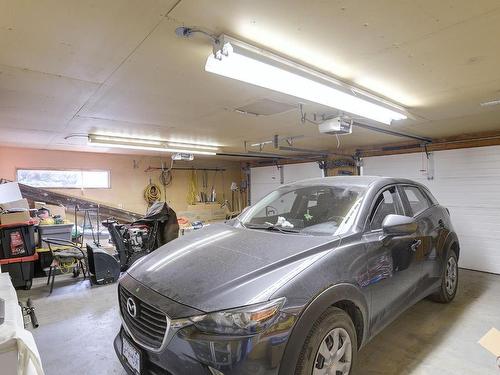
[122,336,141,374]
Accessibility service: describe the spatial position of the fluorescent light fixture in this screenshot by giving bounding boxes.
[87,134,216,155]
[167,142,219,151]
[91,135,163,145]
[205,35,407,125]
[480,99,500,107]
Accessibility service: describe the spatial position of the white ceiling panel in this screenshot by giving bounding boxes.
[0,127,56,147]
[0,0,177,83]
[0,64,97,131]
[0,0,500,155]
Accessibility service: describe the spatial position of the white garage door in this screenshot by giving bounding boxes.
[250,165,282,204]
[362,145,500,274]
[250,162,323,203]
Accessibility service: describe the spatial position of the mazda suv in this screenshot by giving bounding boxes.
[114,176,459,375]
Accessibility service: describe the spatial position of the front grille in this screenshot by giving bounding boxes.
[119,285,169,350]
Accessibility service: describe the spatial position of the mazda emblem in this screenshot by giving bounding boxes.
[126,297,137,318]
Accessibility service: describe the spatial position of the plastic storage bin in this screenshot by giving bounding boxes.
[37,224,73,248]
[0,253,38,289]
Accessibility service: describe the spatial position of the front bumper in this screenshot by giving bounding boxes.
[115,274,297,375]
[115,319,293,375]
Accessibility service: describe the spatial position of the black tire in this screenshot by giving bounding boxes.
[295,307,358,375]
[430,249,458,303]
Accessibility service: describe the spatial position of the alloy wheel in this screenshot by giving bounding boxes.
[445,256,457,295]
[313,327,352,375]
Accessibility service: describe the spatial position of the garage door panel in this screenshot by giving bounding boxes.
[362,154,428,180]
[459,239,500,274]
[435,148,500,177]
[452,217,500,240]
[250,162,323,204]
[431,179,500,209]
[250,166,281,203]
[283,162,323,183]
[363,145,500,274]
[436,167,500,178]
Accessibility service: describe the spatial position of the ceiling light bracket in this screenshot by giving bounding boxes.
[175,26,219,43]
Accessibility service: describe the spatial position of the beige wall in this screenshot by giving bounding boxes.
[0,146,243,214]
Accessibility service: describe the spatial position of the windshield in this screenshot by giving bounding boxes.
[241,184,365,236]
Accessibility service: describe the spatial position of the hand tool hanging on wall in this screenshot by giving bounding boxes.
[209,169,218,203]
[221,170,226,201]
[230,182,239,212]
[187,169,198,205]
[201,170,209,202]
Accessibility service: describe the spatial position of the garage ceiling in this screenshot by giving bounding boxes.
[1,0,500,155]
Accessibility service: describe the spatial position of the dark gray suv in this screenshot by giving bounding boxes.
[114,176,459,375]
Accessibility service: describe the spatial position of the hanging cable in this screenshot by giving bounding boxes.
[159,159,174,200]
[335,134,341,149]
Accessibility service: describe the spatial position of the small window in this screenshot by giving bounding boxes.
[402,186,431,216]
[16,169,110,189]
[370,187,399,230]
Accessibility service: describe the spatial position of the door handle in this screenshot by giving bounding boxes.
[411,239,422,252]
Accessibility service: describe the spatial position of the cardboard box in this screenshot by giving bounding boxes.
[0,198,30,211]
[0,211,31,225]
[479,328,500,357]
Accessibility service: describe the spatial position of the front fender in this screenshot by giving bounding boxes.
[278,283,369,375]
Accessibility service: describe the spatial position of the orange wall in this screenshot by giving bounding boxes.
[0,146,243,214]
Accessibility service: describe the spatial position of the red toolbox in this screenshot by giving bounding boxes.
[0,221,36,259]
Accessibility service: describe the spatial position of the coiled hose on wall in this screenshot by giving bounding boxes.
[144,181,161,205]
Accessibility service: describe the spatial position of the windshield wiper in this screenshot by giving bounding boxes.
[245,223,300,233]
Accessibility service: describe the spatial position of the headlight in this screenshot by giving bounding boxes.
[172,298,286,335]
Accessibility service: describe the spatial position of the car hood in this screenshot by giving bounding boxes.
[127,223,339,312]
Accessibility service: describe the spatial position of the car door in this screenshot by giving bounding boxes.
[363,185,421,336]
[399,185,444,294]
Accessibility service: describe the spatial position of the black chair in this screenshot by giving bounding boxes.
[42,238,88,294]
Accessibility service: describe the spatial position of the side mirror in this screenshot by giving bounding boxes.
[382,214,417,236]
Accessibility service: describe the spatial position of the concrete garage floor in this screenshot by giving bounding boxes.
[17,269,500,375]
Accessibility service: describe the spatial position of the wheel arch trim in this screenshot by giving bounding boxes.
[278,283,369,375]
[443,231,460,259]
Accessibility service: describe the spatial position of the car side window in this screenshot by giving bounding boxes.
[402,186,431,216]
[370,187,399,230]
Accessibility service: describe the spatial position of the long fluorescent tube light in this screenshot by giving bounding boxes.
[167,142,219,151]
[480,99,500,107]
[88,142,216,155]
[87,135,216,155]
[91,135,163,145]
[205,35,407,125]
